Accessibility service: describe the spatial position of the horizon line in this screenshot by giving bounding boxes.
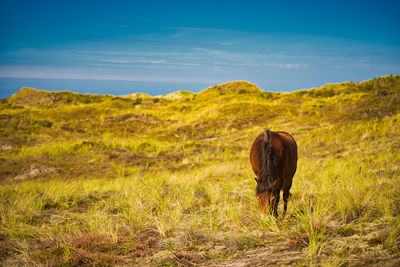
[3,74,398,99]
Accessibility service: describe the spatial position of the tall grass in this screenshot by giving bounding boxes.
[1,76,399,265]
[2,147,398,264]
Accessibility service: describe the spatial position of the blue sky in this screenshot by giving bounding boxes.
[0,0,399,98]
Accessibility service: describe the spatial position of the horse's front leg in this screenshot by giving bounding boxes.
[283,190,291,218]
[272,189,280,218]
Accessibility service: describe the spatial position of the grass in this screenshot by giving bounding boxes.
[0,75,400,265]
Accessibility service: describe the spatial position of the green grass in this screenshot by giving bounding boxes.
[0,75,399,265]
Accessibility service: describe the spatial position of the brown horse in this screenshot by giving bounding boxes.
[250,130,298,217]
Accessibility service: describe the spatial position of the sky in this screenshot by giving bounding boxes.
[0,0,399,98]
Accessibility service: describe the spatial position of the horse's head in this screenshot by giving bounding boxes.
[255,177,277,213]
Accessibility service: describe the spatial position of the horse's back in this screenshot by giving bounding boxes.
[276,131,298,187]
[277,131,298,162]
[249,133,265,177]
[250,130,298,179]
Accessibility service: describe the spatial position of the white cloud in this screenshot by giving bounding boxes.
[264,63,307,69]
[100,59,134,64]
[0,65,215,84]
[100,59,168,64]
[236,62,258,67]
[99,58,200,66]
[62,49,193,58]
[159,26,247,34]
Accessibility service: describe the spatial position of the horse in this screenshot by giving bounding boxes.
[250,129,298,217]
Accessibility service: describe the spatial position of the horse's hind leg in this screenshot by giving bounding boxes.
[283,190,291,218]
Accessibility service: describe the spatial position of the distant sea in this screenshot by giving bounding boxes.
[0,78,212,99]
[2,76,369,99]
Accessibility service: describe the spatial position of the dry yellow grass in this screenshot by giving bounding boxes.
[0,75,399,265]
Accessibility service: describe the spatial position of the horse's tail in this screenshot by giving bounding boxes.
[256,129,273,194]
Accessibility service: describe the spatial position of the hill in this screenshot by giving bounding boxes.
[8,87,110,107]
[0,75,399,266]
[199,81,264,96]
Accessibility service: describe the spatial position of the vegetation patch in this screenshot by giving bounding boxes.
[0,75,399,266]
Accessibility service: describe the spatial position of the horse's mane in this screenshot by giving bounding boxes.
[256,129,273,194]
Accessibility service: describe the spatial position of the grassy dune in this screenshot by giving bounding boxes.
[0,76,399,266]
